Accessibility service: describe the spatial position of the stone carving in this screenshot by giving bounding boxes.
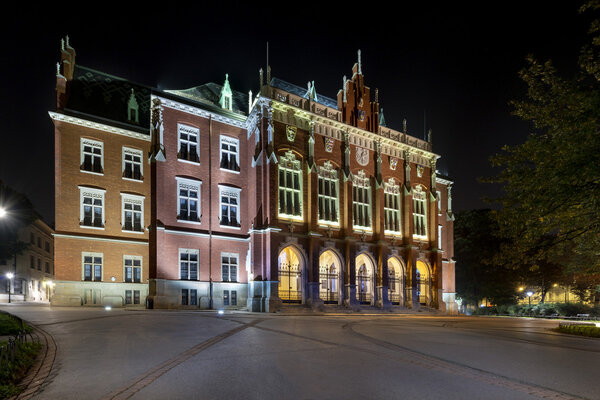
[417,165,424,178]
[286,125,297,142]
[390,157,398,170]
[325,137,335,153]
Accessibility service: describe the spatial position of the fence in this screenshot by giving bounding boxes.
[0,311,38,370]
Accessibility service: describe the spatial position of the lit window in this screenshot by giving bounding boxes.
[177,123,199,163]
[80,138,103,174]
[179,249,199,280]
[413,185,428,239]
[437,190,442,215]
[123,147,143,181]
[121,193,144,232]
[384,178,401,234]
[278,151,302,220]
[438,225,443,250]
[221,253,238,282]
[352,170,371,230]
[124,256,142,283]
[219,185,241,228]
[79,187,105,229]
[220,136,240,172]
[317,161,339,224]
[176,177,201,223]
[82,253,102,281]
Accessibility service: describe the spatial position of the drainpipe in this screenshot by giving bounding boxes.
[209,115,213,309]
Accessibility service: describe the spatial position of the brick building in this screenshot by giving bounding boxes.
[52,40,456,312]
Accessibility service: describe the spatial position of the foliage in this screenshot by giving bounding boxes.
[0,313,31,336]
[556,324,600,338]
[455,209,519,307]
[0,342,41,398]
[0,181,37,262]
[471,302,599,317]
[486,3,600,303]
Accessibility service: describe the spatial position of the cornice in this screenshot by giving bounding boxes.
[49,112,151,142]
[153,95,247,129]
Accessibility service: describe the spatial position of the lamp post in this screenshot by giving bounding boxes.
[526,291,533,306]
[6,272,14,303]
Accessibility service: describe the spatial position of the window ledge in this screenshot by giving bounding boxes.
[177,219,202,225]
[384,231,403,237]
[318,221,340,228]
[219,224,241,230]
[80,225,105,230]
[278,214,304,222]
[353,227,373,233]
[80,170,104,176]
[122,177,144,183]
[220,168,241,174]
[122,229,145,235]
[412,235,428,240]
[177,158,200,166]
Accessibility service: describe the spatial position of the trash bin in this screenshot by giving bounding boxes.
[146,297,153,309]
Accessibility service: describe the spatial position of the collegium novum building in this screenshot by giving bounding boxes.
[51,39,457,313]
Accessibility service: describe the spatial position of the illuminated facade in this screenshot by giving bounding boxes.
[52,40,456,312]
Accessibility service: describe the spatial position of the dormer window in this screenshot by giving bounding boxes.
[127,89,139,124]
[219,74,233,112]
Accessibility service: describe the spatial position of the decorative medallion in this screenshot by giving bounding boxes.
[417,165,424,178]
[286,125,297,142]
[358,110,366,121]
[390,157,398,170]
[356,147,369,166]
[324,137,335,153]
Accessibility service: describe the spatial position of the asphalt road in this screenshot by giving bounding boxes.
[1,304,598,400]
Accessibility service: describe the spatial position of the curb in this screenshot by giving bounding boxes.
[9,325,57,400]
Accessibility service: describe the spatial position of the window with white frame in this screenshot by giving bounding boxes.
[121,193,144,232]
[221,253,238,282]
[437,190,442,216]
[124,256,142,283]
[176,177,201,223]
[79,187,105,228]
[413,185,428,239]
[177,123,199,163]
[125,290,141,305]
[220,136,240,172]
[80,138,103,174]
[352,170,371,230]
[82,253,102,281]
[123,147,143,181]
[219,185,241,227]
[317,161,339,224]
[384,178,401,234]
[179,249,199,280]
[438,225,443,250]
[278,151,302,219]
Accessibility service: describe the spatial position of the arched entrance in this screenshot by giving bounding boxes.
[278,246,303,303]
[356,253,375,305]
[388,257,405,305]
[319,250,342,303]
[416,260,431,305]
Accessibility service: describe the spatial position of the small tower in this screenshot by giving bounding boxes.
[127,89,139,123]
[219,74,233,111]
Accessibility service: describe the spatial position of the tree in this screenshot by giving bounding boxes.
[488,2,600,301]
[455,209,519,307]
[0,181,37,263]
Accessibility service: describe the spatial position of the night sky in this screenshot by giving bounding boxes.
[0,2,592,225]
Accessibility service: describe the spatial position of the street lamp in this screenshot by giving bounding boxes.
[0,207,6,218]
[526,291,533,306]
[6,272,14,303]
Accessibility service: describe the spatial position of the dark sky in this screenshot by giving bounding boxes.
[0,2,592,224]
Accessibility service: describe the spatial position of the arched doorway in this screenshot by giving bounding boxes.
[319,250,342,303]
[388,257,405,305]
[278,246,303,303]
[416,260,431,305]
[356,253,375,305]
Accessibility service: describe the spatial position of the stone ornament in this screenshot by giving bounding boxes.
[390,157,398,170]
[417,165,424,178]
[325,137,335,152]
[286,125,297,142]
[355,147,369,166]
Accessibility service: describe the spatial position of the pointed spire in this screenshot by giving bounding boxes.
[306,81,317,101]
[61,38,65,51]
[357,49,362,75]
[375,88,379,103]
[428,128,432,144]
[66,35,71,48]
[403,118,407,133]
[379,108,386,127]
[248,90,252,114]
[219,74,233,111]
[343,75,347,103]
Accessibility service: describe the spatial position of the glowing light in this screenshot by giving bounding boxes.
[105,306,112,311]
[0,207,6,218]
[526,291,534,297]
[553,283,558,287]
[111,276,116,282]
[218,310,224,315]
[518,287,524,291]
[6,272,14,280]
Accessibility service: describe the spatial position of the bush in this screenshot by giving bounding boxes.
[556,324,600,338]
[0,341,41,398]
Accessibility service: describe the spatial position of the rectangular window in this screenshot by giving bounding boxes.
[134,290,140,305]
[352,186,371,229]
[278,165,302,218]
[438,225,443,250]
[220,136,240,172]
[182,289,189,305]
[413,188,428,238]
[219,186,241,227]
[317,174,338,224]
[45,262,50,273]
[223,290,229,306]
[221,253,238,282]
[37,258,41,271]
[437,190,442,216]
[121,194,144,232]
[30,255,34,269]
[45,241,50,252]
[176,178,201,223]
[81,138,103,174]
[180,249,199,280]
[231,290,237,306]
[79,187,105,228]
[178,124,199,163]
[190,289,197,306]
[125,290,132,305]
[384,182,401,234]
[123,147,143,181]
[83,253,102,281]
[124,256,142,283]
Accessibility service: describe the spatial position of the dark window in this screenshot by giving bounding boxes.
[190,289,197,306]
[221,255,238,282]
[231,290,237,306]
[82,142,103,173]
[125,290,132,304]
[37,237,41,248]
[124,258,141,283]
[37,259,41,271]
[123,151,142,180]
[134,290,140,305]
[180,251,198,280]
[182,289,189,305]
[223,290,229,306]
[220,139,240,171]
[178,128,199,162]
[30,255,34,269]
[45,241,50,252]
[123,201,143,231]
[83,255,102,281]
[45,262,50,273]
